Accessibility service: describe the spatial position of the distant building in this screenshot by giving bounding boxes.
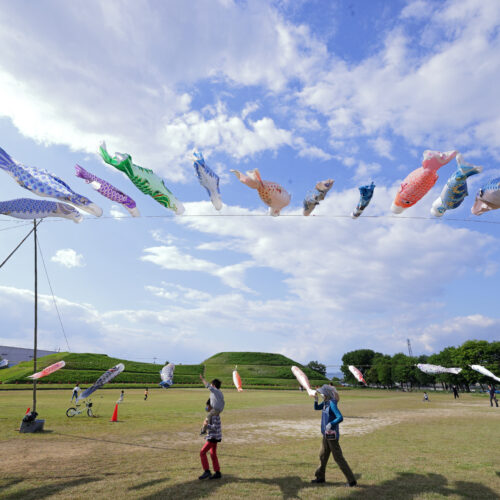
[0,345,58,367]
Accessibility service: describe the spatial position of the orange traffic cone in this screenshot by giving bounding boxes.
[25,407,30,415]
[110,403,119,422]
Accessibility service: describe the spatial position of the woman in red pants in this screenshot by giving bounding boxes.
[199,399,222,480]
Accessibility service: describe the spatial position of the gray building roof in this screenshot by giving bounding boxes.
[0,345,58,367]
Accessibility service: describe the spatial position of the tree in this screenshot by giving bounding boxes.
[372,353,393,388]
[391,353,417,389]
[307,360,326,376]
[341,349,378,384]
[456,340,500,389]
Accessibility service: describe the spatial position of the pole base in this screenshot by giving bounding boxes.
[19,419,45,433]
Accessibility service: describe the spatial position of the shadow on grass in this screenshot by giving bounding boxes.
[129,478,170,491]
[141,474,345,500]
[1,476,103,500]
[141,472,500,500]
[347,472,499,500]
[0,478,23,489]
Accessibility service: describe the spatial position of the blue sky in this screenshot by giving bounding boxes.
[1,0,499,366]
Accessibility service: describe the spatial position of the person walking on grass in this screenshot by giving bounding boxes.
[452,386,459,399]
[199,399,222,480]
[117,390,124,404]
[144,388,149,401]
[488,384,499,407]
[311,384,357,487]
[71,383,81,402]
[199,374,225,435]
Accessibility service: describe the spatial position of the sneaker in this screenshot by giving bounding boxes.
[346,480,357,487]
[310,478,325,484]
[199,470,211,480]
[209,471,222,480]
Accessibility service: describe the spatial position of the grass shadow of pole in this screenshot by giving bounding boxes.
[1,476,103,500]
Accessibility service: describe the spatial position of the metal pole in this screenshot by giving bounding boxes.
[33,219,38,413]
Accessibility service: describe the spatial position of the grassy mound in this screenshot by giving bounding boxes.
[0,353,203,386]
[0,351,328,389]
[203,351,328,389]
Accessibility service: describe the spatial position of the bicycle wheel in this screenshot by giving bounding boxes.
[66,407,78,417]
[87,408,93,417]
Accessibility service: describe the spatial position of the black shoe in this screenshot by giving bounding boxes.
[209,471,222,480]
[346,480,357,487]
[199,470,211,480]
[311,478,325,484]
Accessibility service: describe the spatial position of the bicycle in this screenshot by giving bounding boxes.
[66,399,94,417]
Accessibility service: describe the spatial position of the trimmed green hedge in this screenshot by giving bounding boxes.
[0,351,327,388]
[0,353,203,384]
[205,352,297,366]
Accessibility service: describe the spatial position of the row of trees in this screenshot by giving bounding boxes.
[339,340,500,391]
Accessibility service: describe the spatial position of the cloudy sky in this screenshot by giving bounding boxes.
[1,0,499,367]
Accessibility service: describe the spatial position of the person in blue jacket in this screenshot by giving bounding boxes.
[311,384,357,487]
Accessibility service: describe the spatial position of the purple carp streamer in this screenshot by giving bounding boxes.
[75,164,139,217]
[0,146,102,216]
[0,198,82,223]
[77,363,125,401]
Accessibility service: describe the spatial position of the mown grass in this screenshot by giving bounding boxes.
[0,388,499,499]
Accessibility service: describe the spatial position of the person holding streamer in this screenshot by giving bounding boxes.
[311,384,357,487]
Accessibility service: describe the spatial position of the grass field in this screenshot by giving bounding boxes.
[0,388,499,499]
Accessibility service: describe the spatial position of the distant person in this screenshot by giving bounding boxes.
[488,384,499,407]
[199,398,222,480]
[117,390,125,404]
[144,388,149,401]
[199,374,224,435]
[71,383,81,402]
[423,392,429,402]
[311,384,357,487]
[452,386,459,399]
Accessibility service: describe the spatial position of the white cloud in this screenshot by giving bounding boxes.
[241,101,260,120]
[162,105,294,161]
[400,0,435,19]
[414,314,500,353]
[109,205,127,219]
[141,244,253,292]
[0,1,328,178]
[294,138,332,160]
[354,161,382,182]
[177,191,497,319]
[298,0,500,158]
[369,137,394,160]
[51,249,85,268]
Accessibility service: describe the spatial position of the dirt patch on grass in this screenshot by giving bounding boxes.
[184,407,486,445]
